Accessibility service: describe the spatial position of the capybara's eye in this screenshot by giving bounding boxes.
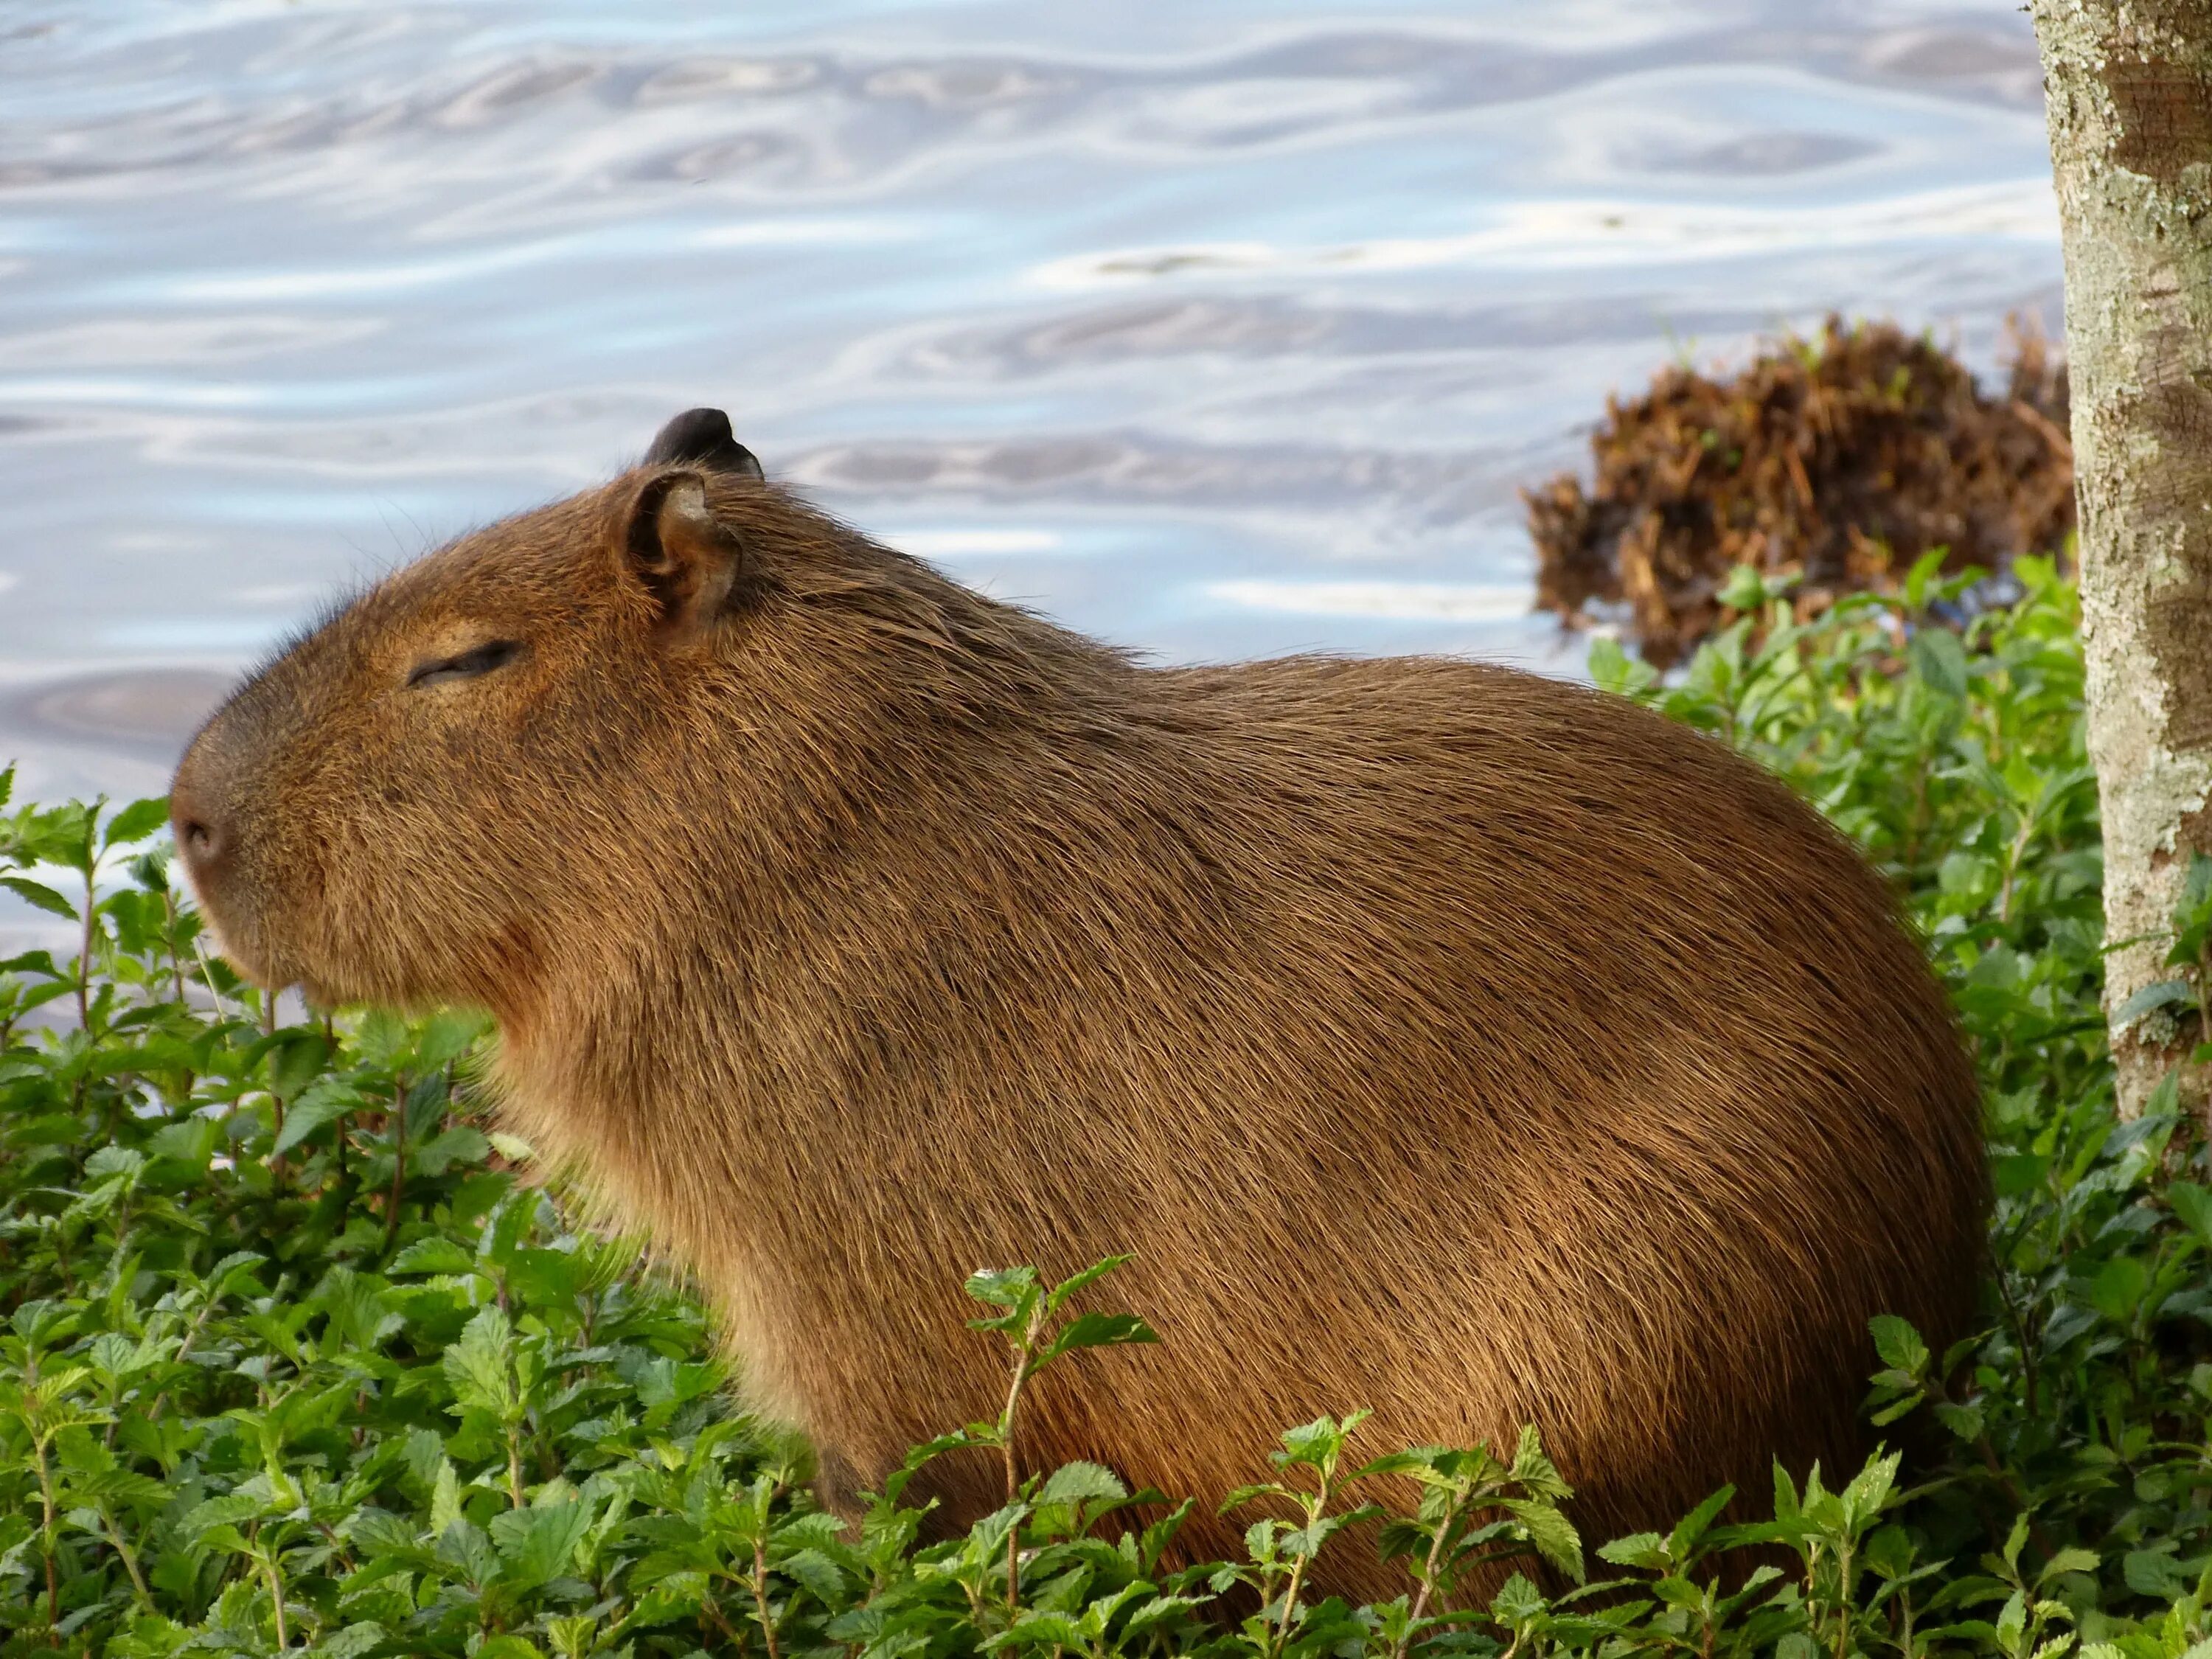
[406,639,522,690]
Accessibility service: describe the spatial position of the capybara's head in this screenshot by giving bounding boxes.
[170,409,914,1015]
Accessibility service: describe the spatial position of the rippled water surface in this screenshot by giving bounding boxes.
[1,0,2061,804]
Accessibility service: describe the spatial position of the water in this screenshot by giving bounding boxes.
[0,0,2061,812]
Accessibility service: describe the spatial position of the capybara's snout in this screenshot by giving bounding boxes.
[168,693,293,988]
[169,742,232,897]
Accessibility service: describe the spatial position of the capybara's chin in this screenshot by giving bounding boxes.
[171,407,1987,1600]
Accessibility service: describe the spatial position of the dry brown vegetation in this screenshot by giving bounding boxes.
[1526,316,2075,665]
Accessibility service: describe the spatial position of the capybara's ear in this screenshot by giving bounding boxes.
[644,408,764,481]
[622,472,748,640]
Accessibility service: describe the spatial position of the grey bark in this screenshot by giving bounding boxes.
[2030,0,2212,1118]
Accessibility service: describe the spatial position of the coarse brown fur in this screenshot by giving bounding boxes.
[170,424,1987,1599]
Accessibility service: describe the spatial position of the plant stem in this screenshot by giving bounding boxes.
[700,1593,748,1655]
[1391,1489,1466,1659]
[32,1432,59,1630]
[104,1503,153,1607]
[1001,1324,1037,1506]
[383,1083,408,1257]
[1831,1543,1851,1659]
[77,864,96,1031]
[1000,1302,1045,1620]
[751,1534,785,1659]
[263,1546,289,1649]
[164,887,188,1008]
[147,1280,227,1422]
[192,938,231,1020]
[1269,1472,1336,1659]
[1997,812,2038,924]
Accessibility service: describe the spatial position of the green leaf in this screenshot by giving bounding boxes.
[994,1613,1087,1650]
[316,1622,395,1659]
[1666,1486,1736,1561]
[1837,1451,1900,1530]
[431,1459,464,1536]
[1910,625,1969,697]
[1489,1571,1547,1625]
[1500,1498,1584,1582]
[1993,1152,2050,1198]
[779,1545,848,1605]
[84,1144,146,1183]
[1587,635,1652,695]
[1864,1524,1915,1579]
[1868,1394,1923,1427]
[404,1068,453,1139]
[1508,1422,1569,1498]
[1038,1461,1127,1508]
[1868,1315,1929,1375]
[1,876,77,920]
[964,1265,1041,1312]
[269,1077,359,1158]
[2123,1550,2185,1596]
[630,1568,706,1627]
[1121,1593,1208,1641]
[1043,1253,1135,1312]
[267,1031,333,1102]
[2089,1255,2151,1323]
[2039,1547,2099,1582]
[2115,978,2196,1026]
[1718,563,1770,611]
[414,1125,493,1175]
[1770,1461,1801,1524]
[506,1246,583,1309]
[101,797,171,851]
[389,1236,478,1276]
[1903,546,1950,609]
[444,1306,518,1416]
[417,1006,493,1069]
[1276,1413,1360,1468]
[1597,1531,1670,1572]
[1648,1574,1707,1610]
[178,1492,268,1550]
[1933,1401,1986,1442]
[490,1496,592,1590]
[1038,1311,1159,1365]
[2167,1181,2212,1248]
[2171,853,2212,963]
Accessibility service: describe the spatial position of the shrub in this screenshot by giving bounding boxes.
[1,554,2207,1658]
[1528,317,2075,667]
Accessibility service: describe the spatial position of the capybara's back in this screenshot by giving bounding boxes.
[171,411,1986,1595]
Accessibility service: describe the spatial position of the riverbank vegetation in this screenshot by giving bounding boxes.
[1528,318,2075,668]
[2,555,2205,1658]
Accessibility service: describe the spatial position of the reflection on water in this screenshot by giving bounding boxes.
[0,0,2059,810]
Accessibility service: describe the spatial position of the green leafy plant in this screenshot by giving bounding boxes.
[7,561,2212,1657]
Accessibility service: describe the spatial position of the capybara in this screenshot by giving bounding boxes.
[171,408,1986,1594]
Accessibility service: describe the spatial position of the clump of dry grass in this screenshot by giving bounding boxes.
[1526,316,2073,665]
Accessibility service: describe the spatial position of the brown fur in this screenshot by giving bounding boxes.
[170,440,1986,1597]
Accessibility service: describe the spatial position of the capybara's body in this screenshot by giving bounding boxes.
[172,412,1986,1595]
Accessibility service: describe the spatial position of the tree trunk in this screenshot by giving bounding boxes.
[2030,0,2212,1119]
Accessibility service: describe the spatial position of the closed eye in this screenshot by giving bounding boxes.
[407,639,522,689]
